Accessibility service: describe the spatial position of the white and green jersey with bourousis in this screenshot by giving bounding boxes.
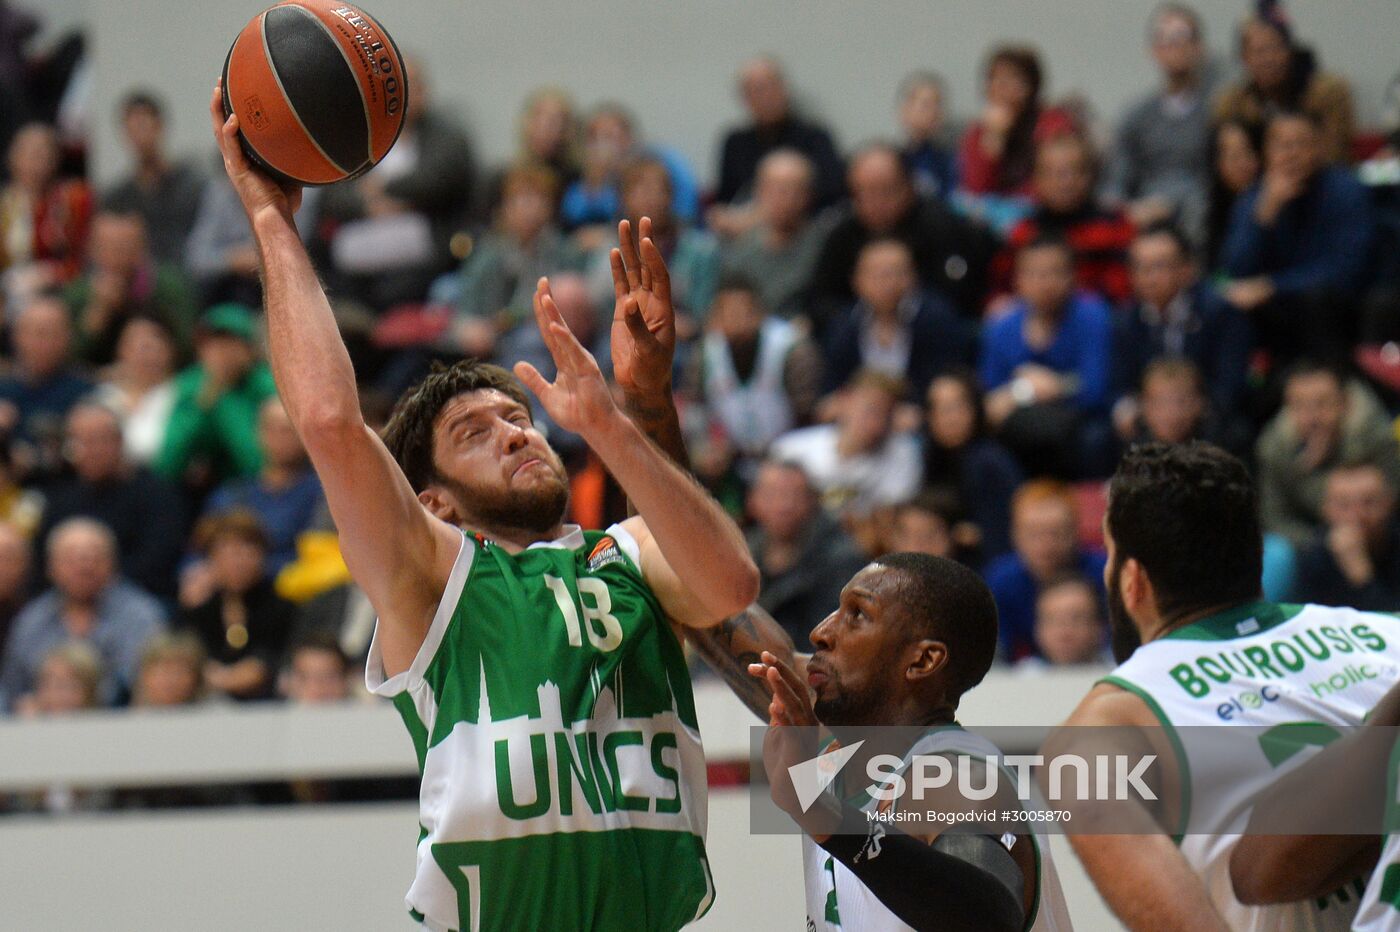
[1105,601,1400,932]
[366,524,713,932]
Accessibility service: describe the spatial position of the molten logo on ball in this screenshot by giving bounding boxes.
[244,96,269,131]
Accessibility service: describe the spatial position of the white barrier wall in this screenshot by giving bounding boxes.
[0,673,1120,930]
[85,0,1400,187]
[0,795,1115,931]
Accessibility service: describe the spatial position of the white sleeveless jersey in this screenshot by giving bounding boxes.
[1106,601,1400,932]
[1355,739,1400,931]
[700,317,796,456]
[801,726,1072,932]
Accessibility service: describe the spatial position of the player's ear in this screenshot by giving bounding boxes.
[906,638,948,683]
[418,487,462,524]
[1121,557,1152,614]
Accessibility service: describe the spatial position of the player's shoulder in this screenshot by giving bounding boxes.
[1292,600,1400,626]
[1063,680,1158,730]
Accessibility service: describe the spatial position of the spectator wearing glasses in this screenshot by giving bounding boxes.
[1106,4,1216,238]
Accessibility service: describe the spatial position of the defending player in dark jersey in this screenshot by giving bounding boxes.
[750,555,1072,932]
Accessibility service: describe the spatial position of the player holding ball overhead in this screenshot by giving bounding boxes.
[208,61,758,932]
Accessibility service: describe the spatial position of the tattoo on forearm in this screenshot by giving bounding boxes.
[622,394,673,427]
[686,606,797,722]
[623,392,686,467]
[688,620,767,720]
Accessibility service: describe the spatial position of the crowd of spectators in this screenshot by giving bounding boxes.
[2,0,1400,786]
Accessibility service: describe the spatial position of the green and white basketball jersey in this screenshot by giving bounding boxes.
[366,524,713,932]
[1355,738,1400,932]
[1105,601,1400,932]
[800,726,1071,932]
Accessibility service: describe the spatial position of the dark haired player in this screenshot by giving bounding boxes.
[210,83,759,931]
[1059,442,1400,930]
[750,553,1071,931]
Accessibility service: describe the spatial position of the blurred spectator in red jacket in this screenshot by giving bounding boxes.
[991,134,1135,306]
[959,45,1075,197]
[0,122,92,291]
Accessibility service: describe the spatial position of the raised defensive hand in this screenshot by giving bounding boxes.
[515,278,620,437]
[751,650,833,833]
[749,650,818,727]
[209,80,302,221]
[609,217,677,398]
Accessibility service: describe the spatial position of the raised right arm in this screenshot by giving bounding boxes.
[600,224,801,716]
[210,84,459,677]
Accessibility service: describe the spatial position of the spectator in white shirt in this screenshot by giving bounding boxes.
[770,369,922,517]
[93,312,178,466]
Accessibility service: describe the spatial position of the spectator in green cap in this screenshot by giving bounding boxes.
[153,303,275,488]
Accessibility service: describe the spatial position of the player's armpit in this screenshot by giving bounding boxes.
[685,604,805,721]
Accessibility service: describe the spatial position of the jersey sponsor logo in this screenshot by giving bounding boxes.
[1167,623,1389,698]
[1308,662,1380,700]
[1215,685,1280,720]
[494,727,683,821]
[587,536,627,573]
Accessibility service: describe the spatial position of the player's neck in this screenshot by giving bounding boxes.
[868,696,956,730]
[462,520,570,554]
[1143,596,1262,644]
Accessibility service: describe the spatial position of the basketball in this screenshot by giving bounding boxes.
[220,0,407,186]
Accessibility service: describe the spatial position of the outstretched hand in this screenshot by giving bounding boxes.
[514,278,620,437]
[750,650,830,833]
[609,217,676,399]
[209,80,302,221]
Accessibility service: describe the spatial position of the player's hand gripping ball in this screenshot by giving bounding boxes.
[221,0,407,185]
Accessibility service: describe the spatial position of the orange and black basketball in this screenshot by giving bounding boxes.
[221,0,407,186]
